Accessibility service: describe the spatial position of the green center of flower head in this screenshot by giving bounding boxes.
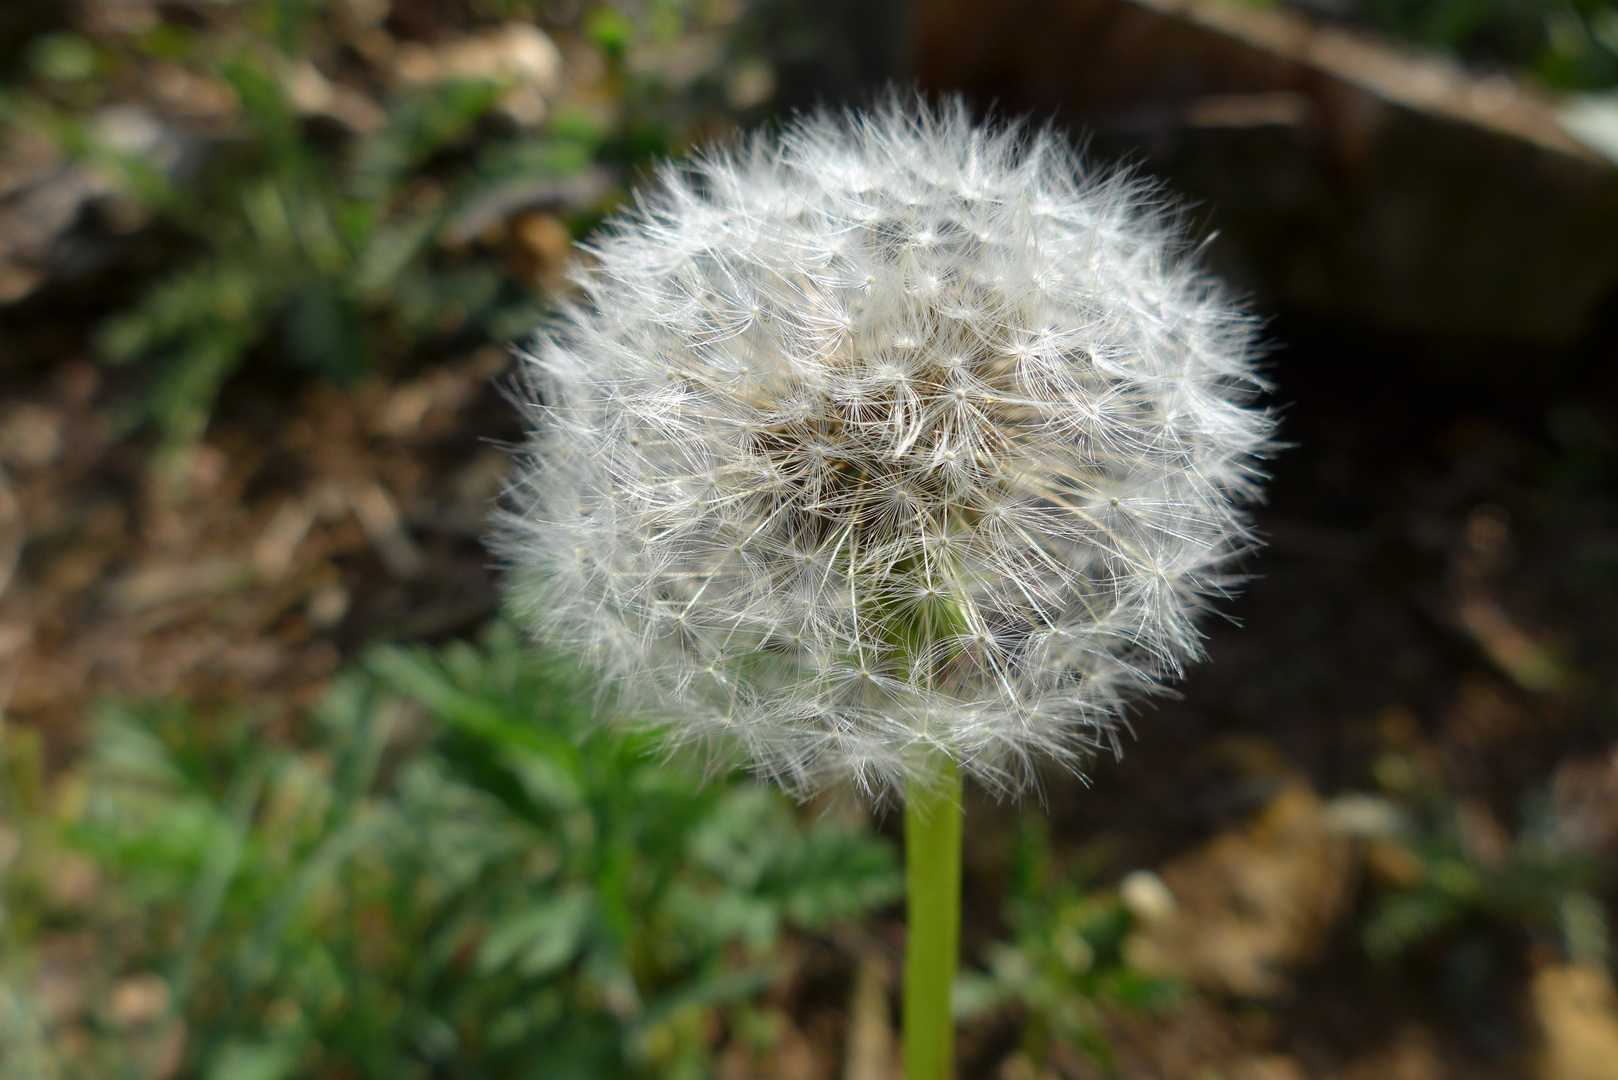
[877,548,973,688]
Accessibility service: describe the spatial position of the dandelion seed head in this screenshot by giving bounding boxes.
[498,97,1273,798]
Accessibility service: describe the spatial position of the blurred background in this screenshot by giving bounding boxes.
[3,1,1618,1078]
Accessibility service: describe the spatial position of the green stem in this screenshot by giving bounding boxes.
[904,755,963,1080]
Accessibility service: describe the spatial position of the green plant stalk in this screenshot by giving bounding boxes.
[904,754,963,1080]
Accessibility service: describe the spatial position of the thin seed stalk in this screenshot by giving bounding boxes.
[904,754,963,1080]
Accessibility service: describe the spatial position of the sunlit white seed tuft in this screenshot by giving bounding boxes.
[497,98,1274,798]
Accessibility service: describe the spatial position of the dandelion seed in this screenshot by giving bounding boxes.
[497,97,1273,799]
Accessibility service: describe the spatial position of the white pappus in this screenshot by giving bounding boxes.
[497,98,1274,798]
